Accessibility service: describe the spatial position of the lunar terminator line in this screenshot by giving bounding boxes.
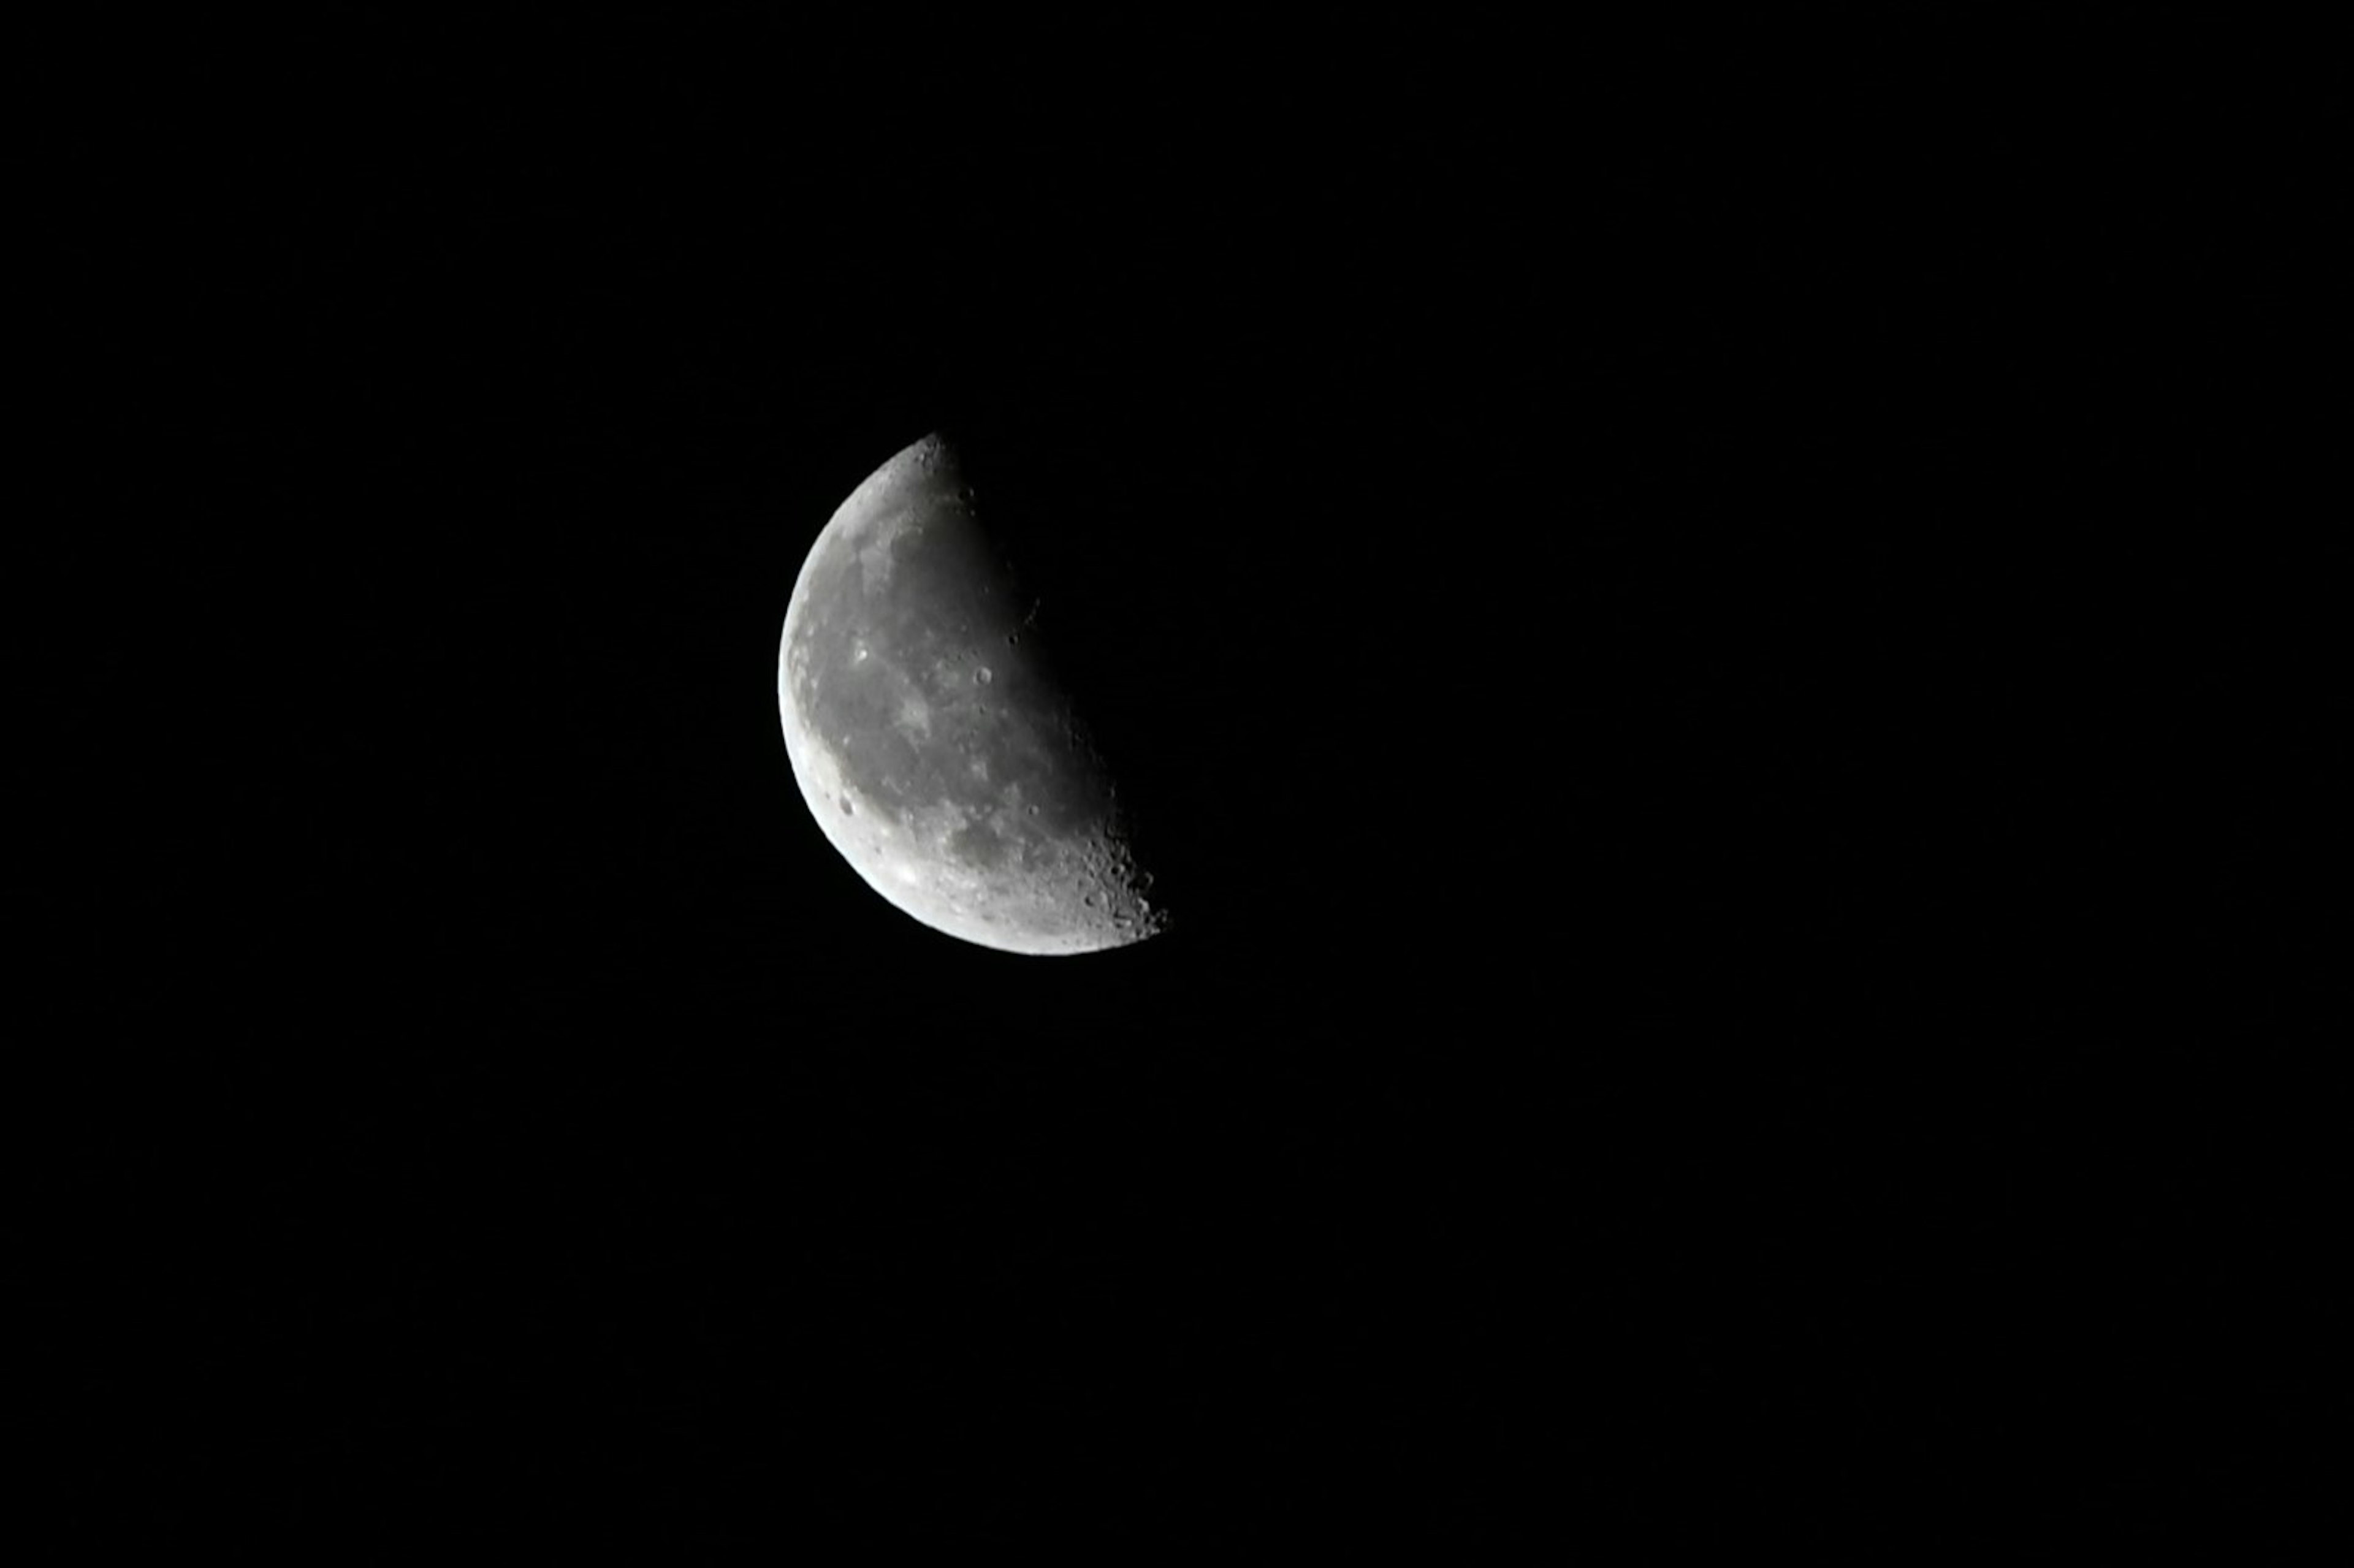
[777,433,1166,954]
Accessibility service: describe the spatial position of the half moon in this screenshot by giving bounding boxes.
[777,433,1167,955]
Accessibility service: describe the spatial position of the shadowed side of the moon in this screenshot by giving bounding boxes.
[779,439,1165,954]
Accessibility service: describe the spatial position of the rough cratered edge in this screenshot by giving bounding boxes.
[779,433,1167,956]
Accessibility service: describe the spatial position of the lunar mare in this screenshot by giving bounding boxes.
[778,434,1166,954]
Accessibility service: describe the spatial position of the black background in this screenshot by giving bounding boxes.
[27,17,2335,1551]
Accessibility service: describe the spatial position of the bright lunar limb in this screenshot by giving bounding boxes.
[778,433,1167,955]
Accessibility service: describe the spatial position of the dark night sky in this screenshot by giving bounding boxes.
[28,18,2334,1551]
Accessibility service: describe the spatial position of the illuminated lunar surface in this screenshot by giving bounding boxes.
[777,434,1166,954]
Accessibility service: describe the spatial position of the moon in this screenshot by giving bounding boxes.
[777,433,1168,955]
